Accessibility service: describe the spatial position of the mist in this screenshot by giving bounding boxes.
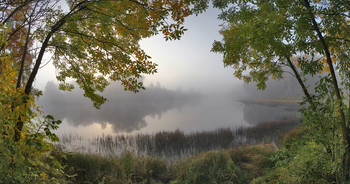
[37,81,201,133]
[36,77,302,136]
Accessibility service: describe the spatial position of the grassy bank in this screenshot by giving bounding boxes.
[55,127,339,184]
[49,116,341,183]
[52,118,301,183]
[57,144,276,184]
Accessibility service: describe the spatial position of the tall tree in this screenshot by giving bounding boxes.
[1,0,193,182]
[1,0,192,141]
[209,0,350,182]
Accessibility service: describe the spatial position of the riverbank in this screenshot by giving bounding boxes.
[52,118,303,183]
[56,144,277,183]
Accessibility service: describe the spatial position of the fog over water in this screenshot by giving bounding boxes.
[36,79,300,137]
[38,81,203,133]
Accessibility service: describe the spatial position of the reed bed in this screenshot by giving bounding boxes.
[57,118,301,159]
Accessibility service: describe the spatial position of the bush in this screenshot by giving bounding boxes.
[172,150,239,184]
[253,142,337,184]
[63,153,119,183]
[227,144,276,183]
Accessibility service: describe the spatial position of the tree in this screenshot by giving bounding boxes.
[209,0,350,182]
[0,0,192,181]
[1,0,192,141]
[0,22,68,183]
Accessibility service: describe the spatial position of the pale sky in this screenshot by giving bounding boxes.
[34,6,243,94]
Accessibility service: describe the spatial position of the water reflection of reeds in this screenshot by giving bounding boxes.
[57,118,301,159]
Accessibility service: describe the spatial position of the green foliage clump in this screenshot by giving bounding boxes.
[227,145,276,183]
[0,22,69,184]
[0,107,69,184]
[253,144,335,184]
[170,150,239,184]
[64,151,168,184]
[253,128,340,184]
[119,151,169,183]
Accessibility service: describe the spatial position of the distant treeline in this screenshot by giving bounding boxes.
[58,118,301,159]
[243,70,325,99]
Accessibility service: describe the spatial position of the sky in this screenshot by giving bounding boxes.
[33,5,256,137]
[34,6,243,94]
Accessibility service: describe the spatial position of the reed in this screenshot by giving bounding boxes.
[56,118,301,159]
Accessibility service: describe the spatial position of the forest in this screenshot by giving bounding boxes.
[1,0,350,183]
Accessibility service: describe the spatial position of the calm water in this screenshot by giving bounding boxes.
[37,82,299,139]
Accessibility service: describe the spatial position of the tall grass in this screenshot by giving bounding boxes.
[59,144,276,183]
[57,118,301,159]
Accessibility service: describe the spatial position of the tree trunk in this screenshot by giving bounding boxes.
[16,22,31,88]
[303,0,350,181]
[285,57,314,107]
[14,1,89,141]
[14,19,64,141]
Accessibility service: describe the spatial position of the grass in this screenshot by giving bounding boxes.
[53,118,303,183]
[60,151,169,184]
[56,144,276,184]
[59,128,337,184]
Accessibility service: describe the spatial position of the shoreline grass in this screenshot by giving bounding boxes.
[56,144,277,184]
[56,118,301,159]
[52,118,302,183]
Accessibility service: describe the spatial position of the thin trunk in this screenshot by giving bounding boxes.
[16,22,31,88]
[15,1,89,141]
[303,0,350,181]
[286,57,314,107]
[24,0,89,94]
[14,19,65,142]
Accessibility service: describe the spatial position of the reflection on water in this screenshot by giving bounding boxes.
[241,100,301,125]
[56,118,301,158]
[37,81,201,134]
[138,96,247,134]
[38,81,300,137]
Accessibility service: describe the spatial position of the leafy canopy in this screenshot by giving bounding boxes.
[1,0,192,108]
[45,0,192,108]
[211,0,349,90]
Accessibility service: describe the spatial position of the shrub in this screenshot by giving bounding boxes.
[64,153,122,183]
[227,144,276,183]
[253,142,337,184]
[173,150,239,184]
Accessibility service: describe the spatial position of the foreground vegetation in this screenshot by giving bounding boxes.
[58,144,275,184]
[0,119,341,184]
[54,125,338,184]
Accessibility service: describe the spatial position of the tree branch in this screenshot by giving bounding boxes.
[24,0,89,94]
[1,0,33,24]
